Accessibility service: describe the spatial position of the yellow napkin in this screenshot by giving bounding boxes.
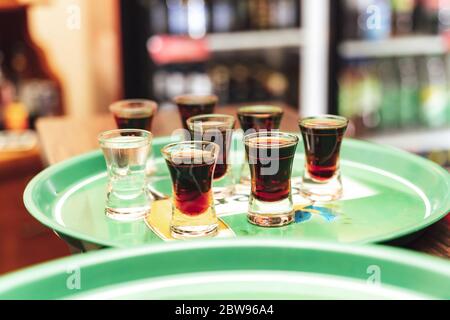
[145,199,235,241]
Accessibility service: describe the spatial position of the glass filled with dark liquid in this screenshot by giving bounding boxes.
[187,114,236,199]
[299,115,348,202]
[110,99,157,131]
[237,105,284,185]
[244,131,298,227]
[162,141,219,239]
[174,94,218,129]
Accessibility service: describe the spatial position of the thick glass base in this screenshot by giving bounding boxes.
[300,171,343,202]
[248,196,294,227]
[171,223,218,239]
[105,188,152,221]
[105,205,150,221]
[171,206,218,239]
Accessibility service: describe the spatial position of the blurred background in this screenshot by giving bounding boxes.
[0,0,449,273]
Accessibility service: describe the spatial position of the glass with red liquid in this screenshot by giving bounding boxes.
[110,99,157,131]
[174,94,218,129]
[299,115,348,202]
[237,105,284,185]
[162,141,219,239]
[244,132,298,227]
[187,114,236,199]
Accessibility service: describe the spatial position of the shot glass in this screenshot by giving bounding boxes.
[299,115,348,202]
[162,141,220,239]
[244,131,299,227]
[110,99,157,131]
[109,99,158,175]
[98,129,153,221]
[187,114,236,199]
[174,94,218,130]
[237,105,284,185]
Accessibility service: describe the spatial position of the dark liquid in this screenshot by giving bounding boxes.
[177,103,216,129]
[300,119,347,181]
[238,110,283,133]
[166,151,215,216]
[246,137,297,202]
[190,125,232,180]
[114,114,154,131]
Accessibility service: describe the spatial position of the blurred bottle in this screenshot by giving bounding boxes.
[342,0,361,39]
[418,55,448,127]
[211,0,235,32]
[397,57,420,126]
[166,0,189,35]
[269,0,299,29]
[148,0,168,34]
[392,0,416,35]
[358,0,392,40]
[414,0,439,33]
[377,59,401,128]
[248,0,271,30]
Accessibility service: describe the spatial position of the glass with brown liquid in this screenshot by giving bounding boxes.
[299,115,348,202]
[237,105,284,185]
[244,131,298,227]
[162,141,220,239]
[187,114,236,199]
[174,94,218,129]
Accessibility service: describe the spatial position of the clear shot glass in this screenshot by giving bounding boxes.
[98,129,153,221]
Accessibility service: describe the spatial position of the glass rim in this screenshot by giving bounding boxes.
[186,113,235,129]
[98,129,152,145]
[161,140,220,159]
[299,114,349,129]
[244,131,299,148]
[109,99,158,116]
[237,105,284,115]
[173,94,218,106]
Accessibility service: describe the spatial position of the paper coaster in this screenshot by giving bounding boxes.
[145,199,236,241]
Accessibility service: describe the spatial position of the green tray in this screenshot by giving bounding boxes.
[24,135,450,250]
[0,239,449,299]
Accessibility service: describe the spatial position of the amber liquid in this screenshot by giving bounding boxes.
[177,103,215,129]
[165,151,215,216]
[300,119,347,181]
[246,137,297,202]
[190,125,232,180]
[238,110,283,132]
[114,114,154,131]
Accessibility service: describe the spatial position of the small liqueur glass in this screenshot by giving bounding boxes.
[110,99,157,131]
[98,129,153,221]
[109,99,158,175]
[244,131,299,227]
[237,105,284,185]
[174,94,218,130]
[187,114,236,199]
[298,115,348,202]
[162,141,220,239]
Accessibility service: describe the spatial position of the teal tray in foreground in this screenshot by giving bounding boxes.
[0,239,449,299]
[23,135,450,250]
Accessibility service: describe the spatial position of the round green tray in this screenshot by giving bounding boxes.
[24,135,450,250]
[0,239,449,299]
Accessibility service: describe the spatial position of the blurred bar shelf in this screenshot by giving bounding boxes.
[363,127,450,151]
[339,35,448,59]
[207,28,303,52]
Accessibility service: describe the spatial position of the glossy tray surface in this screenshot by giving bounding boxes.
[0,240,449,299]
[23,135,450,247]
